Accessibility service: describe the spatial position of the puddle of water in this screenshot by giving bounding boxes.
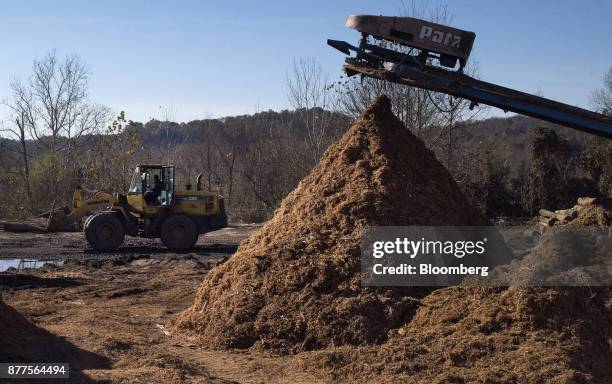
[0,259,64,272]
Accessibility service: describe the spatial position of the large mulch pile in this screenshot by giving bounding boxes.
[171,95,488,353]
[172,95,611,383]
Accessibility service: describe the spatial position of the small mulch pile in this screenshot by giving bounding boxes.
[489,226,611,287]
[493,197,611,286]
[571,198,612,226]
[538,197,612,227]
[298,285,611,383]
[0,295,108,375]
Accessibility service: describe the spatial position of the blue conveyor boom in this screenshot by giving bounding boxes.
[330,41,612,138]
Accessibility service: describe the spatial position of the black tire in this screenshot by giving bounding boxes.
[85,212,125,252]
[161,215,198,251]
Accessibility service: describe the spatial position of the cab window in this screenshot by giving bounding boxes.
[128,167,142,194]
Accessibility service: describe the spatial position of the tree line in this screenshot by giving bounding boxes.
[0,51,610,221]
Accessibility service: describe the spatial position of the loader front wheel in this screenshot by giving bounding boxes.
[85,212,125,252]
[161,215,198,251]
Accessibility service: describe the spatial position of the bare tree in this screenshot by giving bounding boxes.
[1,79,35,200]
[6,52,108,159]
[427,61,484,171]
[287,57,333,164]
[585,67,612,197]
[591,67,611,115]
[64,101,110,156]
[159,105,178,165]
[26,52,107,155]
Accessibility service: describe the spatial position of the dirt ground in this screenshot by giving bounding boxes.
[0,225,331,384]
[1,95,609,383]
[2,95,610,383]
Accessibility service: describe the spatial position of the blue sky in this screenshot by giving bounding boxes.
[0,0,610,123]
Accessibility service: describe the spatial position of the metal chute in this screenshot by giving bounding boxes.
[328,15,612,139]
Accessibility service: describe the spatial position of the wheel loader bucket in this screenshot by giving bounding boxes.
[1,206,77,233]
[45,207,81,232]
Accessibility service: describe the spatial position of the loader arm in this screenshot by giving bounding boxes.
[64,190,117,224]
[46,188,118,231]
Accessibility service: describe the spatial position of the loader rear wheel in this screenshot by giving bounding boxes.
[85,212,125,252]
[161,215,198,251]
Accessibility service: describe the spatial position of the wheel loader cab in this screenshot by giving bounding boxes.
[127,165,175,210]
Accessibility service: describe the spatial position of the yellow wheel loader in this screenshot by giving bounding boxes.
[8,164,228,252]
[84,164,227,251]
